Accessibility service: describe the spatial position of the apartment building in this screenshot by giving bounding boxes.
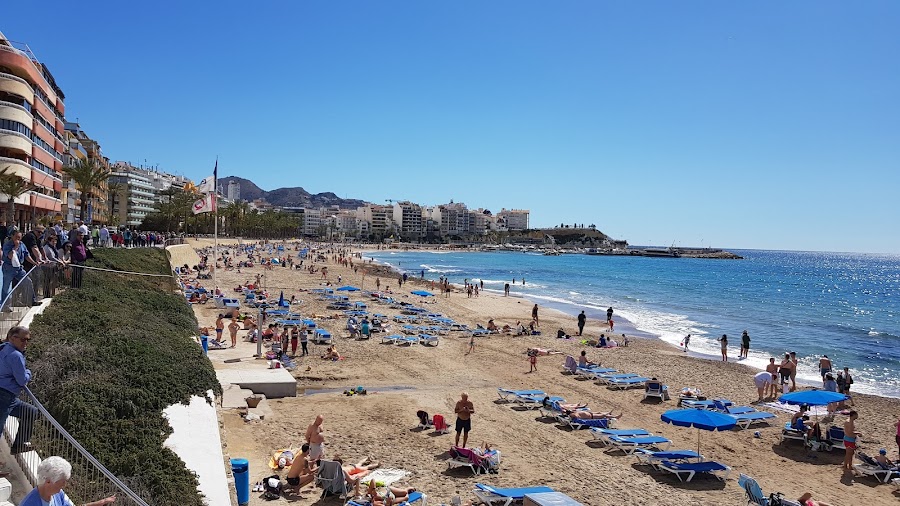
[109,162,157,226]
[498,208,530,231]
[392,201,424,241]
[64,121,109,224]
[0,32,65,226]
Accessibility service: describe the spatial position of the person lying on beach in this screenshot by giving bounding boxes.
[336,456,380,486]
[563,409,622,420]
[363,480,416,506]
[527,348,563,356]
[541,396,587,411]
[797,493,834,506]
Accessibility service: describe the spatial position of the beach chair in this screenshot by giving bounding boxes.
[607,435,671,455]
[681,399,716,410]
[420,334,440,347]
[313,328,332,344]
[563,416,613,431]
[315,460,350,498]
[561,356,577,374]
[634,449,702,469]
[472,484,554,506]
[825,426,846,451]
[497,388,544,401]
[396,335,421,346]
[590,428,651,445]
[780,423,807,445]
[658,460,731,482]
[643,381,670,401]
[447,446,501,475]
[593,372,638,385]
[713,399,755,414]
[728,410,776,430]
[381,334,402,344]
[854,452,900,483]
[738,474,803,506]
[608,376,651,390]
[515,394,563,410]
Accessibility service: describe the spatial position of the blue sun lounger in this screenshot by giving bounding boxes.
[634,449,703,469]
[590,428,651,444]
[563,416,613,430]
[658,460,732,482]
[608,435,672,454]
[472,484,555,506]
[395,335,421,346]
[681,399,716,410]
[594,373,638,384]
[420,334,440,346]
[516,395,563,410]
[575,366,616,377]
[313,328,332,344]
[347,491,426,506]
[728,411,776,429]
[608,376,651,390]
[497,388,545,400]
[380,334,403,344]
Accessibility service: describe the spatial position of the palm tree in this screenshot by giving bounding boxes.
[106,181,122,224]
[0,166,36,228]
[61,158,111,222]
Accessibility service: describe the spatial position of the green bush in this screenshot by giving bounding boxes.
[27,248,221,506]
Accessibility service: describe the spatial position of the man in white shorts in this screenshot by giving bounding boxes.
[754,370,775,402]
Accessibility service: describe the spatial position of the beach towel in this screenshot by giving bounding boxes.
[762,402,829,417]
[358,468,410,487]
[563,356,577,374]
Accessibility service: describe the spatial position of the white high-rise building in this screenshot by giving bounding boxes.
[227,180,240,201]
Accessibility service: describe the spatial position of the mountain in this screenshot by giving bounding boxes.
[218,176,368,209]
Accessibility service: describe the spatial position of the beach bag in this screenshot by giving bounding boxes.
[262,474,282,500]
[433,414,449,432]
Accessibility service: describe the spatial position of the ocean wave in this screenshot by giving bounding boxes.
[420,264,461,274]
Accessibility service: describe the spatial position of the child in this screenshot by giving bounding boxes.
[466,334,476,355]
[527,349,538,373]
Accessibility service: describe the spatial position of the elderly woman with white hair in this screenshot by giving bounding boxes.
[20,456,116,506]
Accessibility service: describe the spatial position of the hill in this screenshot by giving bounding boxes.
[219,176,367,209]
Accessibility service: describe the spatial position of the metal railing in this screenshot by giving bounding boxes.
[0,263,154,505]
[3,388,151,506]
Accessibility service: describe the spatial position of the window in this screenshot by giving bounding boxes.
[0,118,31,137]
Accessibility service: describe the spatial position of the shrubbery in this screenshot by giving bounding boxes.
[27,248,221,506]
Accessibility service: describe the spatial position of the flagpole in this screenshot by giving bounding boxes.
[213,158,218,295]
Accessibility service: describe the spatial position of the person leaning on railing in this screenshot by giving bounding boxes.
[20,456,116,506]
[0,325,37,453]
[1,228,35,310]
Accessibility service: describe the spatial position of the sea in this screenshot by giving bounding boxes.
[366,249,900,398]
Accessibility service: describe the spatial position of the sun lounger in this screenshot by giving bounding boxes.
[738,474,803,506]
[515,395,563,410]
[472,484,555,506]
[680,399,716,410]
[313,328,332,344]
[447,446,501,475]
[658,460,731,482]
[854,452,900,483]
[643,382,669,401]
[728,410,776,429]
[347,491,426,506]
[608,376,651,390]
[575,366,616,378]
[563,416,613,431]
[593,372,638,384]
[713,399,754,414]
[497,388,544,401]
[420,334,440,346]
[635,449,702,469]
[381,334,403,344]
[590,427,651,445]
[395,335,421,346]
[780,423,807,445]
[825,426,846,451]
[608,435,671,454]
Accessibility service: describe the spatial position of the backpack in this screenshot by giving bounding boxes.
[262,474,282,500]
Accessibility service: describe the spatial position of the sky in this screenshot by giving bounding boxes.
[4,1,898,253]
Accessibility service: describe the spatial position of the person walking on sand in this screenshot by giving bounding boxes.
[607,317,614,332]
[717,334,728,362]
[300,329,309,356]
[842,367,855,406]
[577,311,586,336]
[527,348,538,373]
[681,334,691,352]
[215,314,225,343]
[228,318,239,348]
[842,411,860,471]
[454,393,474,448]
[504,283,510,296]
[740,330,750,359]
[532,304,539,327]
[465,334,475,355]
[607,307,613,322]
[819,355,833,384]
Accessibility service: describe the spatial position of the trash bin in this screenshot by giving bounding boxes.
[201,335,208,355]
[231,458,249,505]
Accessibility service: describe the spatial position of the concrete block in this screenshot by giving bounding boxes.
[216,369,297,398]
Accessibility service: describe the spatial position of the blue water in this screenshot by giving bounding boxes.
[368,250,900,398]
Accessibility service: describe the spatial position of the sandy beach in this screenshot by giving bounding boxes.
[169,240,899,506]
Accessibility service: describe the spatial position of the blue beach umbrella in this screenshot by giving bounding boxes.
[411,290,435,297]
[778,390,848,407]
[336,286,360,292]
[661,409,737,454]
